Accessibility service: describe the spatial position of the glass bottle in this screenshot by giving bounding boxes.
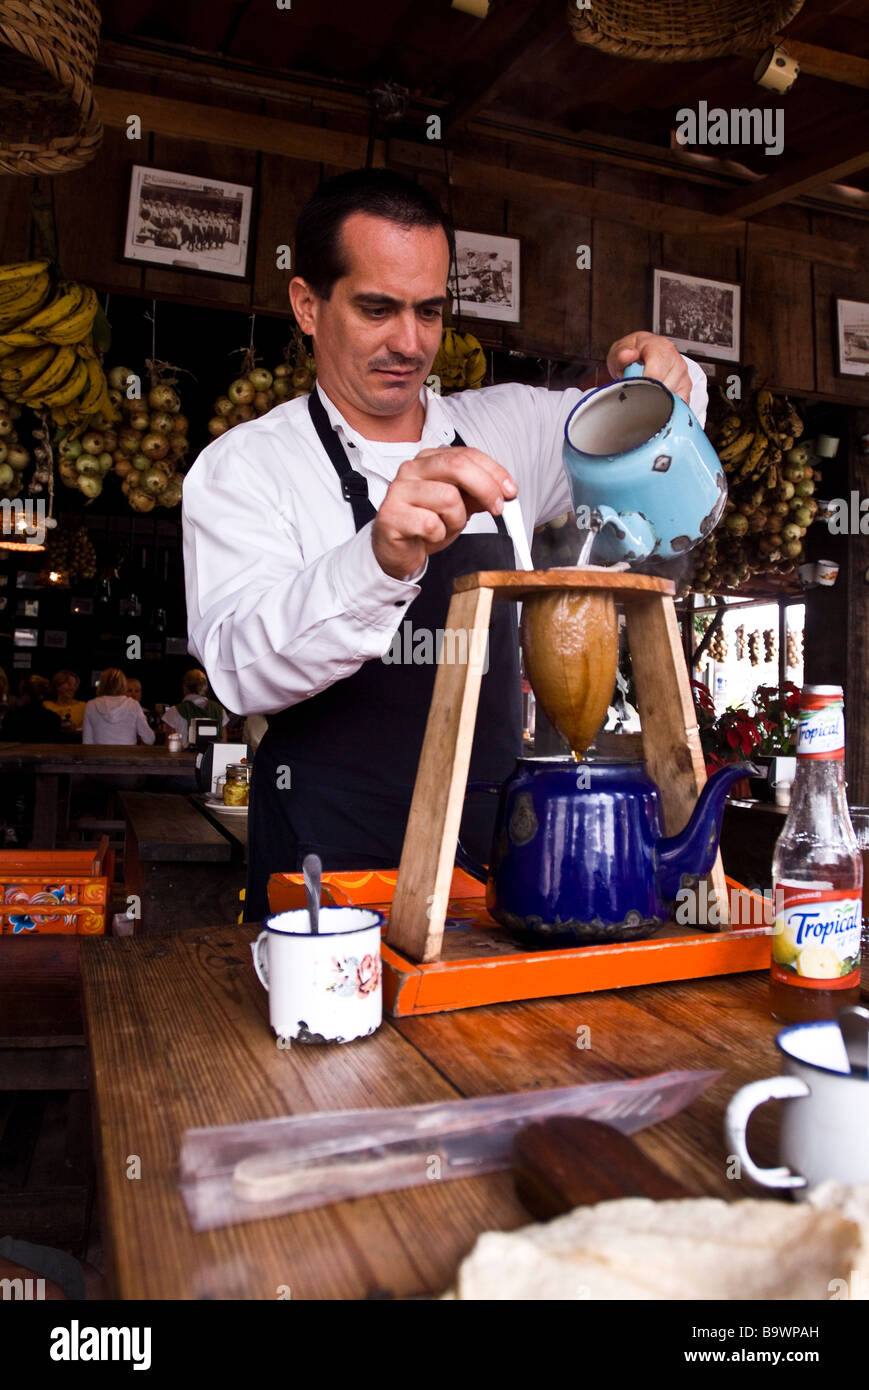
[770,685,862,1022]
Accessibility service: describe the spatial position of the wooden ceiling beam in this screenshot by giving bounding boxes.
[92,87,858,270]
[441,0,568,139]
[718,116,869,219]
[768,37,869,90]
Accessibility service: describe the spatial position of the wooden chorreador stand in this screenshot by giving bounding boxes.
[386,569,731,964]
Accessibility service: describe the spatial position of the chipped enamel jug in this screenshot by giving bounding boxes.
[563,362,727,565]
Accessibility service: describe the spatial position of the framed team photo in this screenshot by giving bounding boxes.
[653,269,741,362]
[452,231,521,324]
[836,299,869,378]
[123,165,253,279]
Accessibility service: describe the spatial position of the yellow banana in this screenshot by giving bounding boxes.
[46,285,98,345]
[718,429,754,465]
[17,282,85,336]
[0,345,56,388]
[45,356,89,408]
[77,353,106,416]
[0,259,51,285]
[18,345,76,402]
[0,272,52,329]
[754,389,780,444]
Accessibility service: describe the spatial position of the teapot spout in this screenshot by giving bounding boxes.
[655,763,756,903]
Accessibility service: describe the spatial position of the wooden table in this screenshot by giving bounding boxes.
[79,926,781,1300]
[189,793,248,856]
[0,743,197,848]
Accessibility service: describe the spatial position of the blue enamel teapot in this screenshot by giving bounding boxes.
[456,756,752,947]
[564,362,727,564]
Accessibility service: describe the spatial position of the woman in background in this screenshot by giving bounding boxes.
[44,670,87,734]
[82,668,155,746]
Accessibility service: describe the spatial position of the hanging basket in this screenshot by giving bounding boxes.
[0,0,103,175]
[567,0,805,63]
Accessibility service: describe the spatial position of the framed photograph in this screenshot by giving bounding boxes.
[165,636,190,656]
[18,598,39,618]
[836,299,869,378]
[71,597,93,616]
[44,630,67,649]
[0,596,6,611]
[15,570,38,590]
[0,574,7,587]
[12,652,31,670]
[14,627,38,648]
[123,165,253,279]
[452,231,520,324]
[653,269,741,362]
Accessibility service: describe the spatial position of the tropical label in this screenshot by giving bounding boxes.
[771,884,861,988]
[797,700,844,760]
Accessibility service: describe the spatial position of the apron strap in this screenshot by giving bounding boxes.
[307,388,508,540]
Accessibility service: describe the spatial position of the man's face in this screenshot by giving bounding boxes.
[293,213,450,418]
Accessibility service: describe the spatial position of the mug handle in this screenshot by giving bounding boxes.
[250,930,269,991]
[724,1075,811,1190]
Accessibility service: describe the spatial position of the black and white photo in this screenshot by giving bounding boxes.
[452,230,520,324]
[653,269,740,362]
[837,299,869,378]
[123,165,253,278]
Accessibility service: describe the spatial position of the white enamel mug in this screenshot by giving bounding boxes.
[725,1021,869,1194]
[251,907,384,1045]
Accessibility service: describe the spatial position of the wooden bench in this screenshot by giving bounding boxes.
[119,793,246,934]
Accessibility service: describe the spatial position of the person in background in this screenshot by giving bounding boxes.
[82,668,155,746]
[44,670,86,734]
[2,675,63,743]
[163,668,228,747]
[125,676,164,740]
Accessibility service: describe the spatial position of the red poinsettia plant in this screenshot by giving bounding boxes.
[691,679,801,773]
[691,680,764,774]
[753,681,800,755]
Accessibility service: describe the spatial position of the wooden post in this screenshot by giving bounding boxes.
[387,586,494,962]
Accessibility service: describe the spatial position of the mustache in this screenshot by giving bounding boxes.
[369,356,426,371]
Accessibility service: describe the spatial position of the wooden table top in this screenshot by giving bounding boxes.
[0,742,197,773]
[189,793,249,852]
[80,927,781,1301]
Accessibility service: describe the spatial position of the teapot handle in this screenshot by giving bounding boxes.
[622,361,644,380]
[454,781,500,884]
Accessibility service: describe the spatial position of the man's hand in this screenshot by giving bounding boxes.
[606,331,692,404]
[372,446,517,580]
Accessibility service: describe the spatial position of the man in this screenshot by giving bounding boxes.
[183,168,706,922]
[162,669,228,747]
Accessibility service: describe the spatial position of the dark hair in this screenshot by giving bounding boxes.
[294,168,455,299]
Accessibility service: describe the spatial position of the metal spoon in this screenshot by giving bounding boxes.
[838,1004,869,1078]
[302,853,322,936]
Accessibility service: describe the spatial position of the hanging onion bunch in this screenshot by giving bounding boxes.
[106,362,188,512]
[207,334,316,441]
[0,391,30,499]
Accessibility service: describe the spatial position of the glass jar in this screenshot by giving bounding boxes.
[223,762,251,807]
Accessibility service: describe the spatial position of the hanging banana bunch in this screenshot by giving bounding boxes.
[429,327,487,394]
[0,261,117,431]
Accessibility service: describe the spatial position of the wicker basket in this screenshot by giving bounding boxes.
[568,0,805,62]
[0,0,103,175]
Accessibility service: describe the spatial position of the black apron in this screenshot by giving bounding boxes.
[243,391,522,921]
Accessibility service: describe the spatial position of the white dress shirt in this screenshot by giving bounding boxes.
[183,363,707,717]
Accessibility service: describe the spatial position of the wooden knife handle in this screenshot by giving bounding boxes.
[513,1117,692,1221]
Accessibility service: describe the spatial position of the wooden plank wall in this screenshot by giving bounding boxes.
[1,108,869,403]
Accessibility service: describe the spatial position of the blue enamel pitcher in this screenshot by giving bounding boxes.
[456,757,753,947]
[563,362,727,564]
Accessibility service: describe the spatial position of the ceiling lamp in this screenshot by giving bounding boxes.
[451,0,489,15]
[568,0,805,62]
[753,45,800,93]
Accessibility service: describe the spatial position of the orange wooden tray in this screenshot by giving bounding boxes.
[268,868,771,1017]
